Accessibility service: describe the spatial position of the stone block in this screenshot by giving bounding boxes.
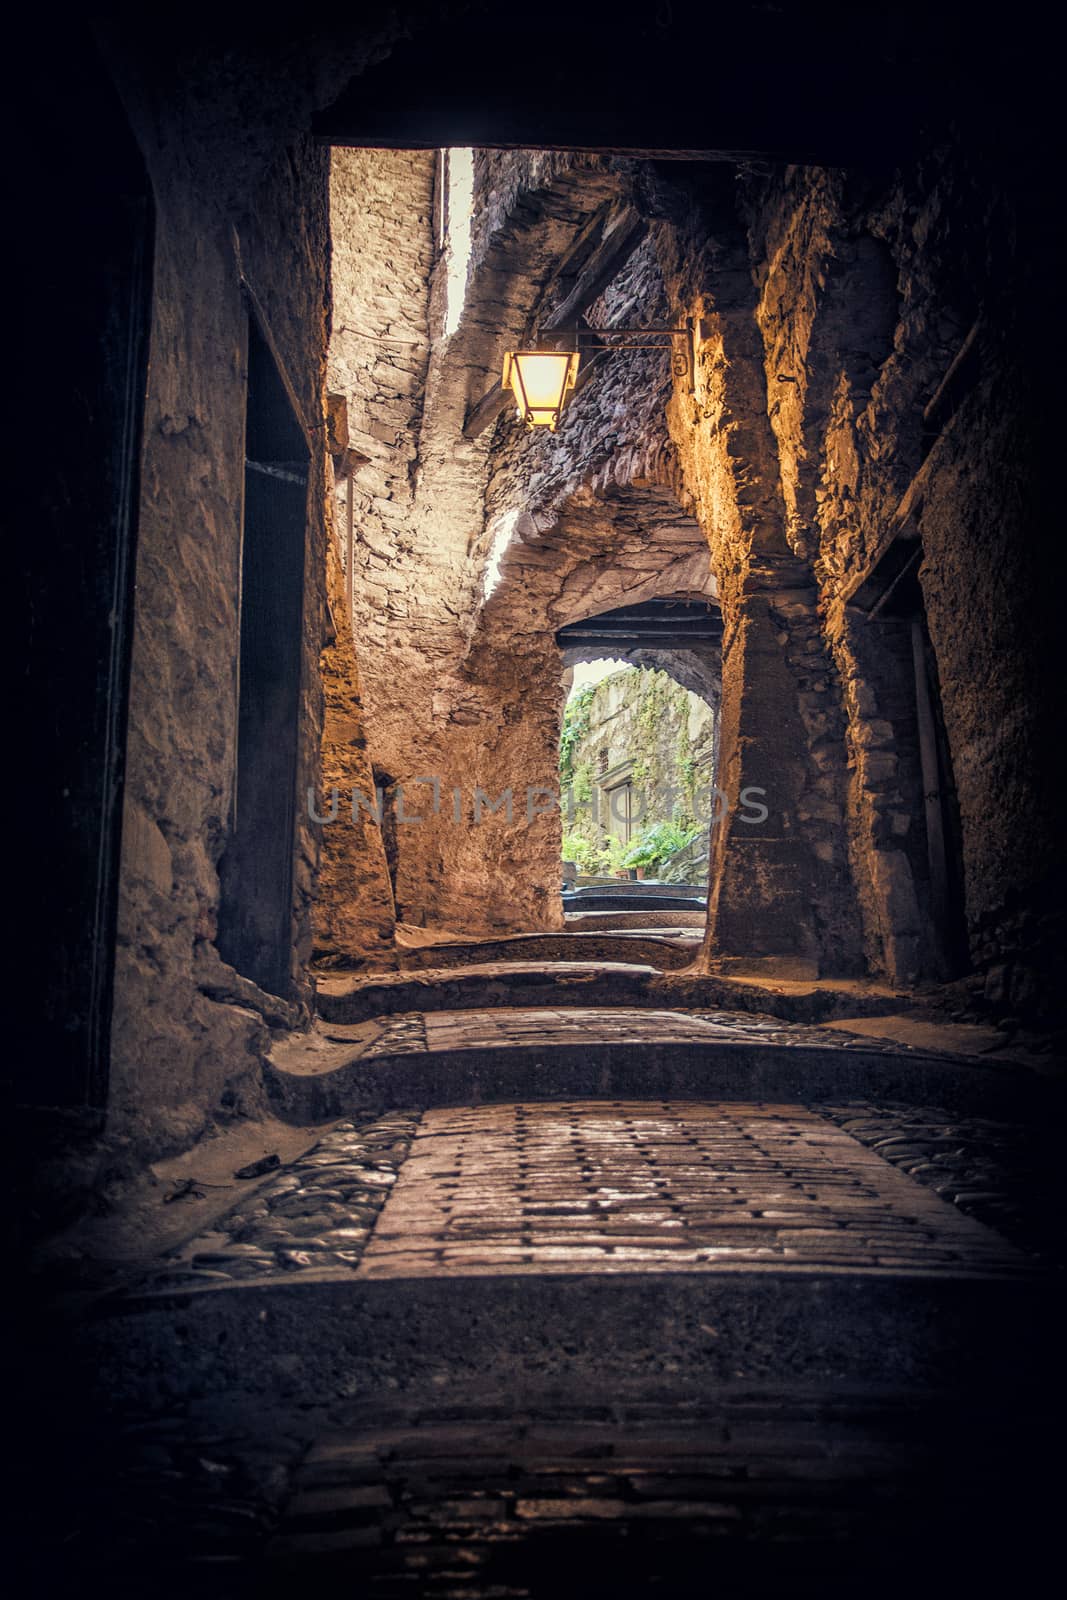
[122,804,173,896]
[883,932,922,985]
[849,678,879,715]
[861,750,899,786]
[326,392,349,454]
[855,719,896,749]
[870,850,921,934]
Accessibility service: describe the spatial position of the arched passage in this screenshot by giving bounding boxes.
[557,600,721,906]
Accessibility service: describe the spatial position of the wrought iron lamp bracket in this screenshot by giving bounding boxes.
[534,316,704,394]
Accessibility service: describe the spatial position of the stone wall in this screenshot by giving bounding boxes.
[641,165,863,973]
[696,150,1062,1004]
[735,162,953,983]
[93,26,377,1164]
[322,137,1061,1005]
[324,150,626,939]
[316,148,439,962]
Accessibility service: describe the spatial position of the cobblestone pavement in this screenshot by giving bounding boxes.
[144,1096,1048,1288]
[693,1008,943,1053]
[261,1391,1038,1597]
[25,1094,1057,1596]
[358,1016,428,1058]
[822,1101,1064,1262]
[149,1112,420,1289]
[357,1102,1026,1279]
[334,1006,966,1062]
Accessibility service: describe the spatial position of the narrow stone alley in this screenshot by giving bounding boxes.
[16,6,1065,1597]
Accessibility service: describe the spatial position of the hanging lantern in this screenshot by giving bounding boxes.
[502,349,580,430]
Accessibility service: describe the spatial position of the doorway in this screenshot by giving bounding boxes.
[217,320,310,997]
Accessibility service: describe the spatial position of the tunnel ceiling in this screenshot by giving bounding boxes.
[311,2,1002,168]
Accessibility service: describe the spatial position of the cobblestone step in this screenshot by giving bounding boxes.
[129,1098,1057,1297]
[79,1099,1051,1422]
[316,963,905,1025]
[39,1096,1059,1595]
[563,909,706,928]
[269,1005,1046,1123]
[316,961,663,1024]
[384,930,701,971]
[81,1257,1052,1420]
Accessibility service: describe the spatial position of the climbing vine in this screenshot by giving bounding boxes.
[558,666,715,878]
[559,683,596,785]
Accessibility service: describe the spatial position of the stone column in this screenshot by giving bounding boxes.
[704,589,824,967]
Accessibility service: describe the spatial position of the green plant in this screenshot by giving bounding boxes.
[597,834,627,873]
[561,828,628,875]
[561,830,598,873]
[571,760,593,803]
[622,820,699,873]
[559,684,596,785]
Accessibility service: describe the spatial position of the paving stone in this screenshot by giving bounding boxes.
[356,1102,1026,1281]
[245,1389,1043,1595]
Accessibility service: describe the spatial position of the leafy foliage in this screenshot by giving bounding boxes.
[561,830,598,873]
[571,760,593,803]
[561,829,627,875]
[622,819,699,872]
[559,666,713,879]
[559,684,596,785]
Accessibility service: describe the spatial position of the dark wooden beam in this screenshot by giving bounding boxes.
[462,377,513,439]
[462,207,649,439]
[922,318,981,438]
[557,600,724,651]
[560,635,722,653]
[545,206,648,331]
[538,198,616,306]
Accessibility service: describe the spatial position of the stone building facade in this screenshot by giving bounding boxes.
[561,669,715,877]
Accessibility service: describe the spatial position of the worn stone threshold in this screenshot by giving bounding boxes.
[267,1009,1044,1123]
[563,910,706,929]
[78,1266,1053,1419]
[121,1258,1036,1294]
[315,963,909,1027]
[335,930,701,972]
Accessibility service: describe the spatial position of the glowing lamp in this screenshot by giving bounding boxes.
[502,349,580,430]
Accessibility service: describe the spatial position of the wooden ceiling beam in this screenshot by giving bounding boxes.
[463,205,650,439]
[544,206,648,333]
